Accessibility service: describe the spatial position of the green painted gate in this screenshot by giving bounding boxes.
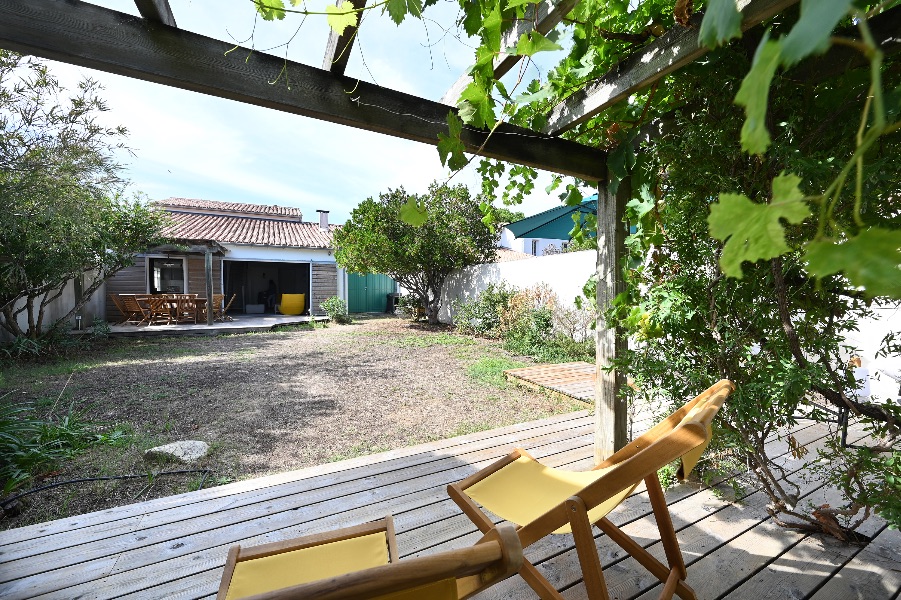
[347,273,396,313]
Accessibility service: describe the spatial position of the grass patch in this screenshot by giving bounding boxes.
[450,421,493,437]
[0,402,134,494]
[328,443,391,463]
[466,356,527,389]
[389,333,476,348]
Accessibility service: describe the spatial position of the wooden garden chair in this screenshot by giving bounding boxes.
[447,379,735,600]
[118,294,150,325]
[217,516,522,600]
[216,293,237,321]
[146,296,173,325]
[174,294,198,324]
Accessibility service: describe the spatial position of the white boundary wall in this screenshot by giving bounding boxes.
[438,250,595,324]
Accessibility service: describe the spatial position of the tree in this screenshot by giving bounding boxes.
[0,51,168,342]
[335,183,497,325]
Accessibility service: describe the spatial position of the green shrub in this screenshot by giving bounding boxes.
[452,283,516,337]
[397,294,424,321]
[321,296,352,324]
[0,401,132,494]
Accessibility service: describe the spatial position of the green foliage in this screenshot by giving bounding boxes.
[816,436,901,530]
[452,283,516,337]
[0,51,168,342]
[733,35,782,155]
[466,356,527,389]
[779,0,854,67]
[454,284,595,362]
[335,182,497,324]
[804,228,901,297]
[321,296,352,324]
[389,332,475,348]
[698,0,742,48]
[325,4,358,35]
[708,174,811,278]
[0,401,131,494]
[396,293,424,321]
[437,112,468,172]
[511,31,563,57]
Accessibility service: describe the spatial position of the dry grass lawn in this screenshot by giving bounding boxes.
[0,315,584,530]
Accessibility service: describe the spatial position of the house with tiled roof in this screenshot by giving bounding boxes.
[104,198,344,319]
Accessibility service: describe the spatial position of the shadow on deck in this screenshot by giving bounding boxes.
[103,313,329,337]
[0,413,897,599]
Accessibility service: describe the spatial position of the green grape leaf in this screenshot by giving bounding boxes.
[469,46,496,79]
[437,112,468,171]
[734,35,782,155]
[406,0,423,18]
[386,0,407,24]
[506,0,539,9]
[458,79,494,128]
[780,0,853,67]
[698,0,743,49]
[708,189,811,278]
[325,4,358,35]
[254,0,286,20]
[514,83,554,105]
[571,47,598,79]
[461,0,482,37]
[511,31,563,57]
[607,137,636,195]
[399,196,428,227]
[483,5,503,53]
[771,172,805,204]
[805,228,901,298]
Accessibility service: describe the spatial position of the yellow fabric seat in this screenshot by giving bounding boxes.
[466,457,636,534]
[225,531,389,600]
[218,516,524,600]
[448,379,735,600]
[278,293,305,315]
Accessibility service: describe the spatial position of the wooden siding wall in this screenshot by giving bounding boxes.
[104,264,145,322]
[186,256,222,296]
[311,263,337,316]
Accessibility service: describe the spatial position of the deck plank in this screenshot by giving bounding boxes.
[808,525,901,600]
[0,410,590,546]
[7,422,598,599]
[0,408,894,600]
[533,423,850,600]
[0,418,594,566]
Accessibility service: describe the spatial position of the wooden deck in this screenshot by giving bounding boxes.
[0,412,898,600]
[505,362,596,402]
[104,313,329,337]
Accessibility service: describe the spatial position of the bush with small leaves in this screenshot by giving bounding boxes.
[321,296,352,324]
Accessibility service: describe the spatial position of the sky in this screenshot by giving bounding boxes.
[39,0,589,225]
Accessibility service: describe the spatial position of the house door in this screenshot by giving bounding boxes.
[347,273,395,313]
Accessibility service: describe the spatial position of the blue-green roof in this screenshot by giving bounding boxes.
[505,195,597,240]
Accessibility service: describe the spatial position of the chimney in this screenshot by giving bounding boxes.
[317,210,329,231]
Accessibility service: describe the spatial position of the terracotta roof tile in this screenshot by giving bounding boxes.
[156,197,301,218]
[153,199,335,249]
[491,248,536,263]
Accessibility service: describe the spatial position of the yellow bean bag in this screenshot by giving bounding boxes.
[277,293,305,315]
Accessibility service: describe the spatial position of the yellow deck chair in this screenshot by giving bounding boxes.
[217,516,523,600]
[447,379,735,600]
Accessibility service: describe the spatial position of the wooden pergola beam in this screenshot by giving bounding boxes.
[543,0,800,135]
[0,0,605,182]
[322,0,367,75]
[133,0,176,27]
[440,0,578,106]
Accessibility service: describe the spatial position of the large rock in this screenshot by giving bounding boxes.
[144,440,209,464]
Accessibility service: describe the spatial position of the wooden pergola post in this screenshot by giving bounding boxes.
[594,177,629,463]
[205,248,214,326]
